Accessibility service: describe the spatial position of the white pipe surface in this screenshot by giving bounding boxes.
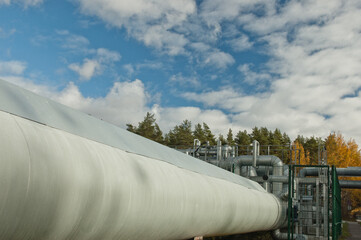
[0,79,285,239]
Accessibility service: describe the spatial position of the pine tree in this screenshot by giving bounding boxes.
[167,120,193,147]
[270,128,283,146]
[193,123,207,144]
[235,130,251,145]
[218,134,226,145]
[203,123,216,145]
[226,128,235,146]
[126,112,164,144]
[126,124,136,133]
[303,136,323,164]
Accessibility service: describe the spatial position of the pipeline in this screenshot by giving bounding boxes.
[300,167,361,177]
[0,79,286,239]
[300,167,361,189]
[339,180,361,189]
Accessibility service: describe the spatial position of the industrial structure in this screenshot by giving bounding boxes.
[0,78,360,240]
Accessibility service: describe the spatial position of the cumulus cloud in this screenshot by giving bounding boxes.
[180,0,361,144]
[57,30,121,80]
[4,0,361,146]
[68,48,121,81]
[204,50,235,69]
[228,35,253,52]
[68,59,100,81]
[0,61,26,75]
[238,64,271,87]
[1,75,234,136]
[75,0,196,55]
[1,75,152,127]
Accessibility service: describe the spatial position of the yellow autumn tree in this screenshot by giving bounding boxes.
[325,132,361,218]
[325,132,361,167]
[291,140,310,165]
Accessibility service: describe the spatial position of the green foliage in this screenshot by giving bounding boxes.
[218,134,226,145]
[203,123,216,145]
[339,222,351,240]
[295,136,324,164]
[235,130,251,146]
[126,112,164,144]
[193,123,207,143]
[166,120,194,147]
[226,128,235,146]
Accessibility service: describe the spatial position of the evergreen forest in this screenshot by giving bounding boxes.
[127,112,361,218]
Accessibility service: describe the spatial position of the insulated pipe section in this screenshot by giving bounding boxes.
[0,113,285,239]
[252,140,260,168]
[300,167,361,177]
[236,155,285,196]
[339,180,361,189]
[211,155,285,196]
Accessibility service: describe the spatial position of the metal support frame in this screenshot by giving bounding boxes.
[288,165,334,240]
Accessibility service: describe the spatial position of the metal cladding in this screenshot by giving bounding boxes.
[0,79,284,239]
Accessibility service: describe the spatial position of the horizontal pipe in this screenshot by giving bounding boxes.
[337,167,361,176]
[0,79,286,239]
[339,180,361,189]
[300,167,361,177]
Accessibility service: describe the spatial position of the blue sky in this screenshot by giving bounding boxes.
[1,0,361,144]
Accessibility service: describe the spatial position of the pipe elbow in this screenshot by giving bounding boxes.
[270,155,284,167]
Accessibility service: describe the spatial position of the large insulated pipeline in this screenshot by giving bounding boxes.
[0,79,286,239]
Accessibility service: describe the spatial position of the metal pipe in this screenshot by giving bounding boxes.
[252,140,259,168]
[300,167,361,177]
[237,155,285,196]
[0,79,287,239]
[272,229,308,240]
[339,180,361,189]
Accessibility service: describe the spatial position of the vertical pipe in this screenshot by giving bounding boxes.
[252,140,259,168]
[323,183,328,237]
[316,178,320,237]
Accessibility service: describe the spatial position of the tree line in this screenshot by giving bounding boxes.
[127,112,321,162]
[127,112,361,217]
[126,112,292,147]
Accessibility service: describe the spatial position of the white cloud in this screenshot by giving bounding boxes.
[75,0,196,55]
[171,0,361,145]
[68,48,121,81]
[96,48,121,62]
[56,79,151,126]
[238,64,271,86]
[155,106,232,135]
[122,61,163,77]
[228,35,253,52]
[0,0,10,5]
[204,50,235,69]
[0,61,26,75]
[1,76,152,127]
[0,75,236,137]
[68,59,100,81]
[169,73,199,87]
[0,0,43,7]
[4,0,361,146]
